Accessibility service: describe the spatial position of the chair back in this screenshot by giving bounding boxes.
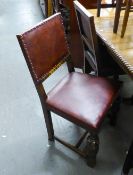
[74,1,101,75]
[51,0,60,13]
[17,13,73,86]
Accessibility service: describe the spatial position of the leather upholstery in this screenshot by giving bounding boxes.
[18,14,69,83]
[46,72,120,131]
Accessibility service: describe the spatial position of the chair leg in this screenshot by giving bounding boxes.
[45,0,48,18]
[121,0,131,38]
[44,110,55,141]
[84,133,99,167]
[122,141,133,175]
[113,0,123,33]
[84,57,93,74]
[97,0,102,17]
[109,96,121,126]
[108,97,121,126]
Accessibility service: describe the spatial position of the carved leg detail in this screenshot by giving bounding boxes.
[84,134,99,167]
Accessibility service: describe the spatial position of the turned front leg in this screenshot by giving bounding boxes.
[84,133,99,167]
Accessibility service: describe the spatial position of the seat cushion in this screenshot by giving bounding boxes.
[46,72,120,131]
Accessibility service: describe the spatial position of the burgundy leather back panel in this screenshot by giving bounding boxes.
[18,13,69,83]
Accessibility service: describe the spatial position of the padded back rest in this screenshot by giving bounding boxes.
[17,13,70,84]
[74,1,101,75]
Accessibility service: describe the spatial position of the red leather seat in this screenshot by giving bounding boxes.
[46,72,120,130]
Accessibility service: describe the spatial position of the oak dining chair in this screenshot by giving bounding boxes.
[74,1,124,79]
[17,13,121,167]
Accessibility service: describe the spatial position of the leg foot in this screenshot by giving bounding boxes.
[84,134,99,167]
[44,110,55,141]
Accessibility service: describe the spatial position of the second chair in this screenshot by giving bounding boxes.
[74,1,124,79]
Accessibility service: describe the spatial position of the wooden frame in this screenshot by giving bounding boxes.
[16,12,121,167]
[74,1,124,78]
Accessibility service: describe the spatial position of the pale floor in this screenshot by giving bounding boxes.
[0,0,133,175]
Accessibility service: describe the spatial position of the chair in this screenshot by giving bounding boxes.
[113,0,133,37]
[17,13,121,167]
[122,141,133,175]
[97,0,116,17]
[51,0,70,33]
[74,1,124,79]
